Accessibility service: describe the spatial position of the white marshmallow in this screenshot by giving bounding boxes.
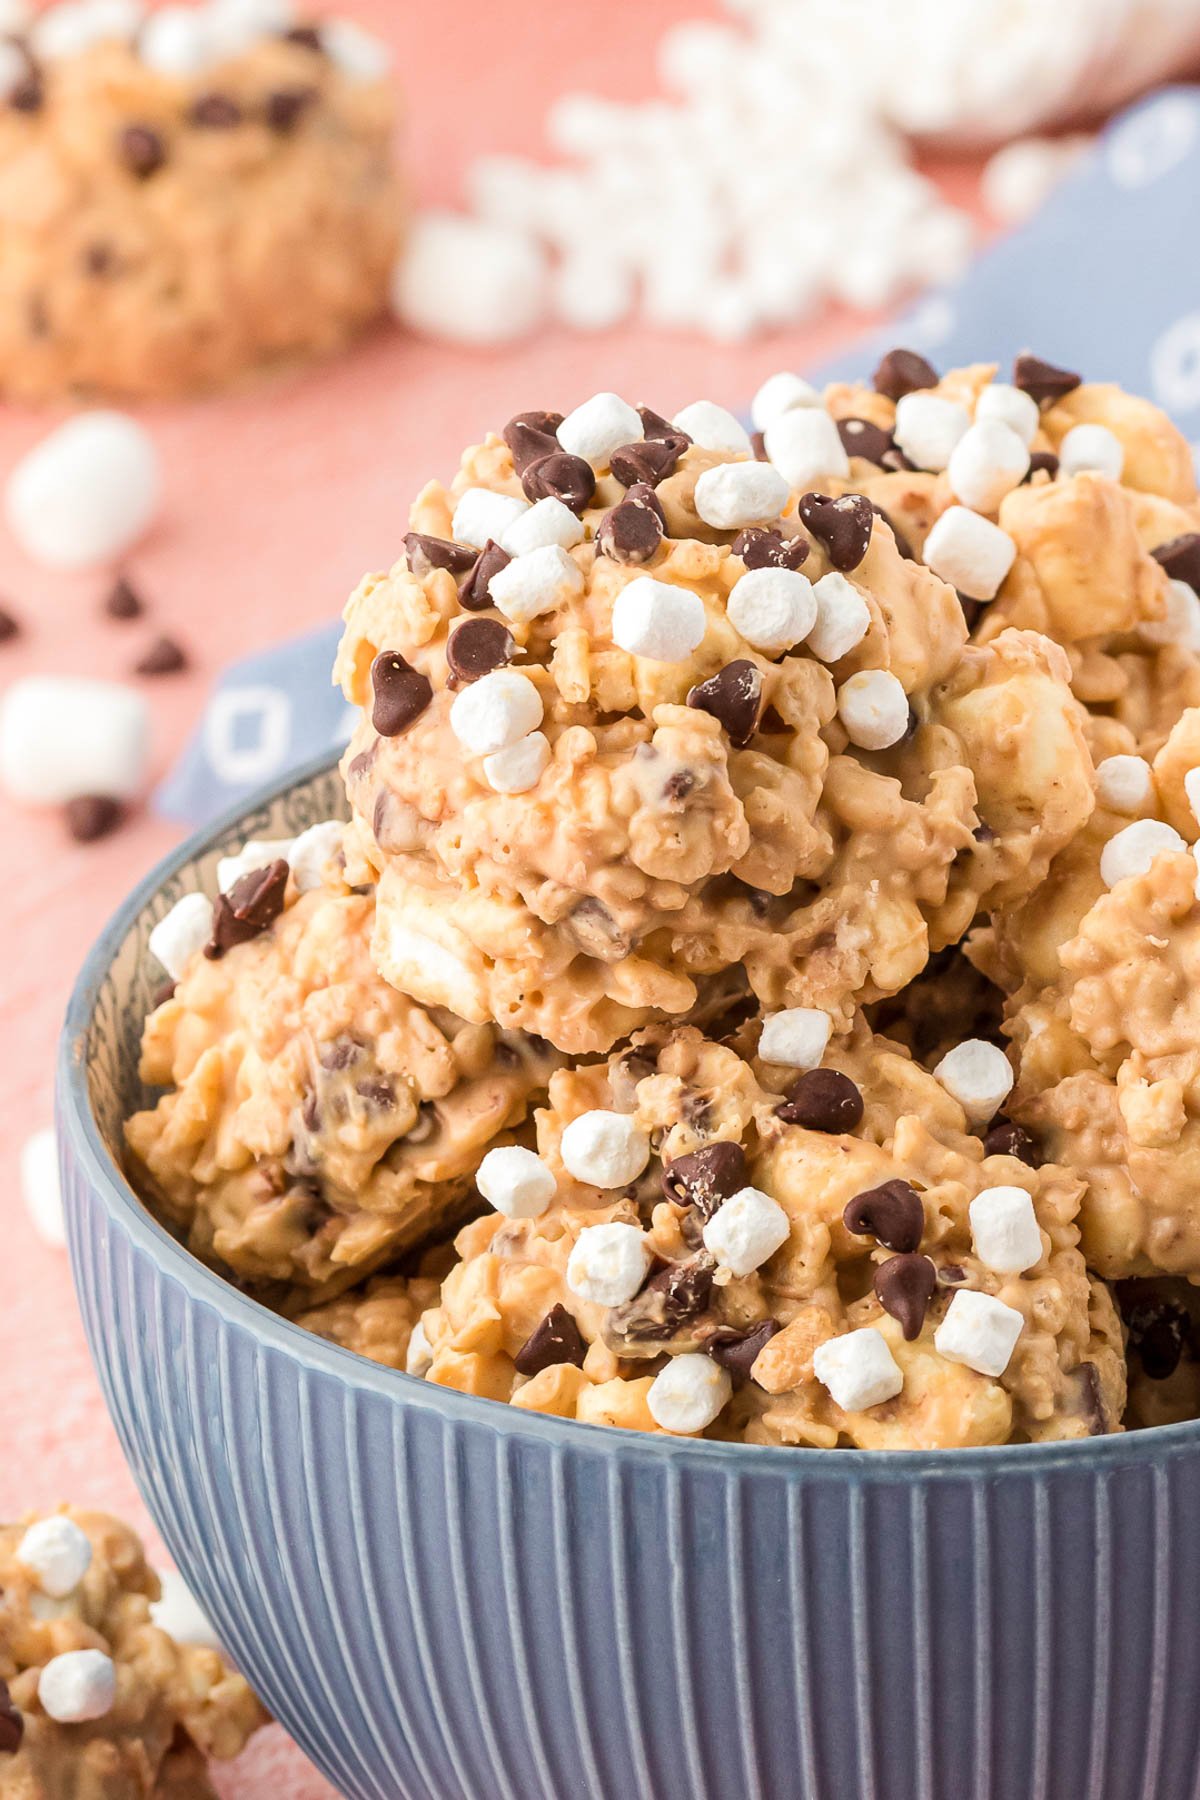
[287,819,344,892]
[892,393,971,473]
[647,1353,732,1434]
[947,420,1030,513]
[933,1039,1014,1123]
[216,838,292,894]
[391,211,545,347]
[489,544,583,625]
[477,1145,557,1219]
[807,571,871,663]
[763,408,850,488]
[6,412,161,571]
[150,1570,222,1653]
[758,1007,831,1069]
[557,392,642,470]
[934,1289,1024,1378]
[20,1128,65,1250]
[38,1650,116,1724]
[812,1327,904,1413]
[672,401,753,459]
[1095,755,1153,816]
[693,461,789,530]
[1100,819,1187,889]
[1141,579,1200,650]
[138,6,218,75]
[17,1517,93,1598]
[451,487,529,553]
[702,1185,790,1277]
[33,0,140,58]
[1059,423,1125,481]
[750,371,820,434]
[0,676,149,807]
[566,1221,652,1307]
[483,731,551,795]
[320,17,392,81]
[148,892,214,981]
[406,1319,433,1377]
[922,506,1016,600]
[837,669,910,751]
[975,382,1040,448]
[451,669,543,756]
[612,576,706,662]
[551,252,635,333]
[500,496,585,556]
[1186,766,1200,828]
[727,566,816,653]
[969,1185,1044,1275]
[560,1110,650,1188]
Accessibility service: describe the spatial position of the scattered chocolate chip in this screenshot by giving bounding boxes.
[504,417,561,475]
[565,897,630,962]
[731,526,809,571]
[873,347,938,401]
[597,485,665,565]
[863,500,914,561]
[707,1319,781,1380]
[119,124,166,178]
[65,794,123,842]
[205,859,289,959]
[1152,532,1200,593]
[134,635,188,676]
[10,72,43,114]
[458,539,512,610]
[151,978,177,1009]
[371,650,433,736]
[662,1141,747,1221]
[664,769,695,803]
[265,87,316,133]
[321,1037,362,1070]
[937,1263,967,1286]
[610,435,687,487]
[83,242,114,276]
[972,821,996,844]
[607,1255,716,1349]
[1124,1296,1191,1381]
[686,659,762,748]
[1024,451,1059,482]
[104,575,144,620]
[523,450,596,513]
[836,417,896,467]
[874,1253,937,1340]
[515,1303,587,1376]
[983,1117,1041,1166]
[355,1076,395,1109]
[283,24,324,50]
[447,617,514,684]
[1076,1360,1108,1435]
[843,1178,924,1253]
[639,405,688,443]
[1012,352,1081,406]
[798,491,874,572]
[404,532,476,579]
[190,91,243,128]
[776,1067,864,1133]
[0,1679,22,1755]
[346,746,376,780]
[0,605,20,642]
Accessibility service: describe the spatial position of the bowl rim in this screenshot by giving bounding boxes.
[58,747,1200,1483]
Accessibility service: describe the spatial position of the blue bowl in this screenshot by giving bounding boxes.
[58,753,1200,1800]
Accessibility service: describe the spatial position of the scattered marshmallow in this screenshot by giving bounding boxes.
[287,820,344,893]
[807,571,872,663]
[1100,819,1187,889]
[672,401,752,458]
[969,1185,1044,1275]
[974,381,1040,448]
[489,544,583,625]
[1059,423,1125,481]
[551,252,636,333]
[922,506,1016,600]
[451,487,529,552]
[1141,579,1200,651]
[837,669,910,751]
[17,1517,93,1598]
[0,676,149,807]
[933,1039,1014,1123]
[483,731,551,794]
[406,1319,433,1378]
[150,1570,222,1653]
[560,1110,651,1188]
[451,669,543,756]
[647,1353,732,1434]
[1095,755,1153,816]
[6,413,162,571]
[764,408,850,488]
[702,1185,790,1277]
[934,1289,1024,1378]
[391,211,546,347]
[501,496,585,556]
[947,419,1030,512]
[321,17,392,82]
[892,393,970,472]
[148,891,214,981]
[138,6,218,76]
[693,460,789,530]
[812,1327,904,1413]
[566,1221,652,1307]
[477,1145,557,1219]
[751,371,820,434]
[557,392,643,470]
[612,576,707,662]
[20,1127,65,1250]
[758,1007,831,1069]
[727,566,816,653]
[216,838,292,894]
[38,1650,117,1724]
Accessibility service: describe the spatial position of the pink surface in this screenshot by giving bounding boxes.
[0,4,987,1791]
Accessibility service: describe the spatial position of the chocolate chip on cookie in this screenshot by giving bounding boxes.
[776,1067,864,1133]
[610,435,688,487]
[403,532,477,579]
[608,1255,717,1345]
[798,491,874,572]
[514,1303,587,1376]
[662,1141,747,1220]
[863,499,915,560]
[10,68,42,114]
[283,24,325,50]
[458,540,512,611]
[982,1117,1041,1166]
[522,451,596,513]
[65,794,123,842]
[836,417,897,467]
[371,650,433,735]
[205,859,290,959]
[1012,352,1081,405]
[686,659,762,748]
[190,92,244,129]
[731,526,809,571]
[1152,532,1200,591]
[0,1679,22,1755]
[843,1179,924,1253]
[104,575,144,620]
[1024,451,1060,482]
[265,87,316,134]
[504,416,560,475]
[873,347,938,400]
[874,1253,937,1340]
[134,634,188,676]
[707,1318,781,1379]
[0,604,20,642]
[597,485,665,565]
[639,405,689,444]
[447,617,514,685]
[120,124,167,179]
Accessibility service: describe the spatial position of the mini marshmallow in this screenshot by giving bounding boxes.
[391,211,546,347]
[451,487,529,552]
[1095,755,1153,815]
[552,252,635,333]
[892,393,971,472]
[406,1319,433,1378]
[969,1185,1044,1275]
[764,408,850,488]
[812,1327,904,1413]
[557,392,643,469]
[1100,819,1187,889]
[489,543,583,624]
[837,669,910,751]
[922,506,1016,600]
[975,382,1040,448]
[477,1144,557,1218]
[483,731,551,794]
[450,669,543,756]
[501,496,585,556]
[727,566,816,653]
[0,676,149,806]
[672,401,753,459]
[287,820,344,892]
[138,6,217,75]
[150,1570,222,1653]
[38,1650,117,1724]
[934,1288,1024,1378]
[321,17,392,81]
[566,1221,652,1307]
[750,370,820,434]
[6,412,162,571]
[216,838,292,894]
[1059,423,1125,481]
[560,1110,651,1188]
[612,576,707,662]
[20,1128,65,1250]
[693,461,789,530]
[647,1353,733,1434]
[148,892,214,980]
[947,420,1030,512]
[807,571,872,663]
[933,1039,1014,1123]
[18,1517,93,1598]
[33,0,140,58]
[1141,579,1200,651]
[702,1185,790,1277]
[758,1007,831,1069]
[1186,767,1200,828]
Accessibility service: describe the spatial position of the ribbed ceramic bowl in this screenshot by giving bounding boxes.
[57,753,1200,1800]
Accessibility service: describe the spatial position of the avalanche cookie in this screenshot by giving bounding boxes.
[0,4,401,400]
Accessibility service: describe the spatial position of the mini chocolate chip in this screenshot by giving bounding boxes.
[731,526,809,571]
[983,1117,1041,1166]
[104,575,144,619]
[134,634,188,676]
[190,91,242,128]
[642,1256,715,1333]
[458,540,512,610]
[937,1263,967,1286]
[447,617,513,684]
[514,1303,587,1376]
[750,430,768,460]
[205,859,289,959]
[10,73,43,114]
[1012,352,1081,406]
[404,532,476,579]
[346,746,376,779]
[265,87,316,133]
[522,451,596,513]
[874,1253,937,1340]
[0,1679,22,1755]
[356,1076,395,1109]
[798,491,874,571]
[566,897,631,962]
[639,405,688,443]
[283,24,324,49]
[1152,532,1200,592]
[662,1141,747,1221]
[843,1179,924,1253]
[504,417,561,475]
[0,605,20,642]
[1124,1297,1191,1381]
[151,978,177,1009]
[686,659,762,748]
[836,417,897,467]
[776,1068,864,1133]
[1024,451,1060,482]
[664,769,695,802]
[119,124,166,178]
[610,435,687,487]
[597,487,665,565]
[84,242,114,276]
[873,347,938,401]
[972,821,997,844]
[708,1319,781,1379]
[1076,1360,1108,1435]
[371,650,433,735]
[65,794,123,842]
[863,500,914,561]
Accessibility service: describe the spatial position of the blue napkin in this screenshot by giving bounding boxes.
[159,85,1200,826]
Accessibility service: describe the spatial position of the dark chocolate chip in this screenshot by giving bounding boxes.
[937,1263,967,1286]
[597,485,665,565]
[957,593,986,631]
[664,769,695,802]
[863,500,914,561]
[1124,1297,1191,1381]
[1024,451,1059,482]
[0,1679,22,1755]
[514,1303,587,1376]
[283,24,324,50]
[1012,352,1081,406]
[836,417,896,467]
[707,1319,780,1380]
[119,124,166,178]
[776,1067,864,1133]
[750,430,768,461]
[983,1117,1041,1167]
[403,532,477,579]
[65,794,123,842]
[873,348,938,401]
[10,68,42,114]
[639,405,688,443]
[457,540,511,611]
[798,491,874,572]
[874,1253,937,1340]
[371,650,433,736]
[205,859,289,959]
[355,1076,395,1109]
[504,417,561,475]
[134,635,188,676]
[843,1178,924,1253]
[447,617,514,684]
[1152,532,1200,593]
[635,1256,716,1338]
[522,451,596,513]
[566,897,631,961]
[662,1141,747,1221]
[0,605,20,642]
[686,659,762,748]
[610,435,687,487]
[104,575,144,620]
[265,86,316,133]
[151,978,177,1009]
[190,91,243,128]
[1076,1360,1109,1435]
[731,526,809,571]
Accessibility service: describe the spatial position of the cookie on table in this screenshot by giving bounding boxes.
[0,1,401,400]
[0,1506,264,1798]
